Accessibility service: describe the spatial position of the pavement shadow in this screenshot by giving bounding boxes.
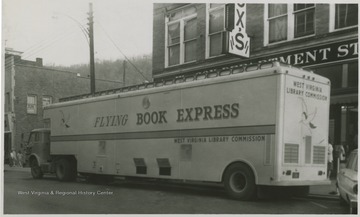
[107,179,229,200]
[6,169,312,202]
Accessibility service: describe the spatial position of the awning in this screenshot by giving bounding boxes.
[330,93,358,105]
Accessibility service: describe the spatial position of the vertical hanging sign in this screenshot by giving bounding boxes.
[226,4,250,58]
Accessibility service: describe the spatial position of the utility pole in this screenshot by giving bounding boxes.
[88,3,95,94]
[123,60,126,87]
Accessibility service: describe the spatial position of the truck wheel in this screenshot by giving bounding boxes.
[55,158,77,181]
[30,159,43,179]
[223,163,257,200]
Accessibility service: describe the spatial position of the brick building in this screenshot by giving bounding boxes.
[4,48,122,162]
[152,4,358,154]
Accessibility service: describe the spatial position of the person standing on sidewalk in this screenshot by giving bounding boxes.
[327,141,334,179]
[10,149,17,167]
[17,150,23,167]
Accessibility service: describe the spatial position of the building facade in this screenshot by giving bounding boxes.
[4,49,122,162]
[153,4,358,155]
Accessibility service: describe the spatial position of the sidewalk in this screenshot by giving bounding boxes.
[308,178,339,200]
[3,164,30,173]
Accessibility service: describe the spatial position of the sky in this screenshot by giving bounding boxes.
[3,0,357,66]
[3,0,154,66]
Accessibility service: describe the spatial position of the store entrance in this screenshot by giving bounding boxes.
[329,103,358,178]
[4,132,12,164]
[345,104,358,153]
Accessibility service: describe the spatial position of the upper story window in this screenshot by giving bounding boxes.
[265,4,315,45]
[207,3,226,58]
[268,4,288,43]
[329,4,358,32]
[42,96,52,108]
[27,95,37,114]
[294,4,315,38]
[335,4,358,29]
[166,6,197,67]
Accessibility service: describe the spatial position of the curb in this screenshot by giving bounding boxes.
[4,166,30,173]
[3,164,342,202]
[305,193,339,201]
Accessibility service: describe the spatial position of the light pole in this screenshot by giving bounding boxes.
[88,3,95,94]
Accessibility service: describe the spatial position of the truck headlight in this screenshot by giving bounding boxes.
[353,184,358,194]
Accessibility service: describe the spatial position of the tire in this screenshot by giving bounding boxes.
[30,159,43,179]
[55,158,77,182]
[223,163,257,200]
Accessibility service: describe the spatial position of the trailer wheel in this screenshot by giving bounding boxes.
[30,159,43,179]
[223,163,257,200]
[55,158,77,182]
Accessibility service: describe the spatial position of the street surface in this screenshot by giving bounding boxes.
[4,169,349,214]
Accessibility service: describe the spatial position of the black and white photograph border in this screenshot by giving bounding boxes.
[2,0,358,215]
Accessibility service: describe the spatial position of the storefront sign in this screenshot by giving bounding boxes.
[226,4,250,58]
[254,39,358,67]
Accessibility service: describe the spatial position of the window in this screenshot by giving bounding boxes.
[207,4,225,57]
[29,132,40,145]
[335,4,358,29]
[265,4,315,45]
[348,62,358,88]
[168,22,180,66]
[34,133,40,142]
[27,95,37,114]
[314,64,342,89]
[268,4,288,43]
[315,63,358,90]
[294,4,315,38]
[42,96,52,108]
[184,17,197,62]
[166,6,197,67]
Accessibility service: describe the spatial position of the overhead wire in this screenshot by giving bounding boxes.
[4,27,81,71]
[23,30,79,59]
[57,13,90,45]
[9,18,83,58]
[95,20,150,81]
[4,8,92,72]
[5,20,89,71]
[21,15,90,60]
[5,8,151,83]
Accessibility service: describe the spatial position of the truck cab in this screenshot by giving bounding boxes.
[26,128,51,178]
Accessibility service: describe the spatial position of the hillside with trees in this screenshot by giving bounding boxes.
[48,54,152,88]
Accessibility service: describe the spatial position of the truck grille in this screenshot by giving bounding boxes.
[284,143,299,163]
[313,146,326,164]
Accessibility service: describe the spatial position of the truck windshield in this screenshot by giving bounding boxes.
[28,133,38,145]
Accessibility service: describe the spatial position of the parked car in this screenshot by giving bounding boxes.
[336,149,357,214]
